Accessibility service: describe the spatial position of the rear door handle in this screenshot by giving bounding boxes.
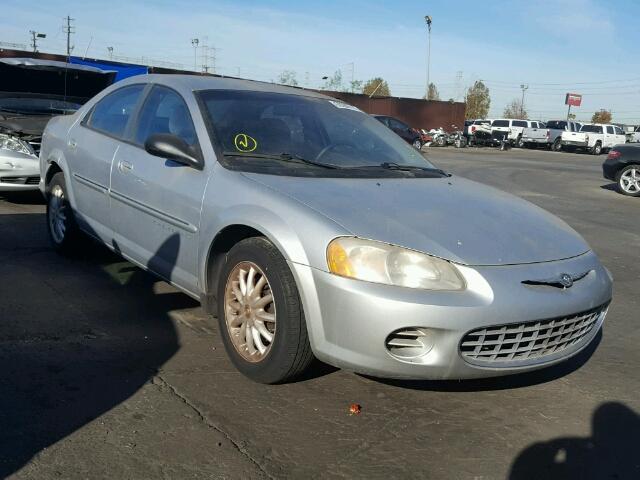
[118,160,133,173]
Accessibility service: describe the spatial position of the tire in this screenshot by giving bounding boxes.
[591,142,602,155]
[46,172,82,254]
[552,138,562,152]
[616,164,640,197]
[216,237,314,383]
[516,135,524,148]
[412,138,423,150]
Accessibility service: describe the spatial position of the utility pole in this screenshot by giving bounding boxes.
[424,15,432,99]
[200,44,216,74]
[346,62,354,92]
[107,46,113,60]
[191,38,199,72]
[29,30,46,53]
[64,16,75,56]
[520,84,529,118]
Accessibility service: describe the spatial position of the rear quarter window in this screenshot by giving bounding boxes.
[492,120,509,127]
[512,120,527,128]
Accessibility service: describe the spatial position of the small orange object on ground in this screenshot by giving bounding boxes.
[349,403,362,415]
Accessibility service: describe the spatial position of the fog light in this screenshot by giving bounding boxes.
[385,327,433,360]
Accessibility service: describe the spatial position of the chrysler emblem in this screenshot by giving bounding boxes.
[559,273,573,288]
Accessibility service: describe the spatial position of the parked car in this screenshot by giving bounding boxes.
[40,75,612,383]
[626,125,640,143]
[0,58,114,191]
[522,120,582,151]
[602,144,640,196]
[373,115,423,149]
[561,123,627,155]
[489,119,529,146]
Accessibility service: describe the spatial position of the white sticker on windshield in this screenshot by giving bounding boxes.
[328,100,361,112]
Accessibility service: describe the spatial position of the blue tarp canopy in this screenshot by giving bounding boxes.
[69,57,147,81]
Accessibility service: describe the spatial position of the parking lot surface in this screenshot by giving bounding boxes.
[1,147,638,479]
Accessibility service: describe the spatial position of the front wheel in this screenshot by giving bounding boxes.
[552,138,562,151]
[617,164,640,197]
[591,142,602,155]
[46,172,82,254]
[516,136,524,148]
[412,138,423,150]
[217,237,314,383]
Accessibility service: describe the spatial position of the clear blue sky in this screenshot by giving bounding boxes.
[2,0,640,122]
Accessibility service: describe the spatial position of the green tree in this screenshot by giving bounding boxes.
[503,99,528,119]
[277,70,298,86]
[464,80,491,119]
[592,109,612,123]
[362,77,391,97]
[426,82,440,100]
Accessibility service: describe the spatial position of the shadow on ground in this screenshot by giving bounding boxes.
[0,210,189,477]
[510,402,640,479]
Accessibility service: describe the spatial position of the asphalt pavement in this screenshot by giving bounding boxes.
[1,146,638,479]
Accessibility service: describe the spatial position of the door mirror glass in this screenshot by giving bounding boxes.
[144,133,202,169]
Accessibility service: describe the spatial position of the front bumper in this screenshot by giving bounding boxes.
[602,159,623,181]
[291,251,612,380]
[0,151,40,191]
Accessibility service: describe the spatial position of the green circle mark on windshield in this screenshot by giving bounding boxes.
[234,133,258,152]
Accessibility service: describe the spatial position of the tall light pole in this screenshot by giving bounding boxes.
[29,30,46,53]
[424,15,432,99]
[191,38,199,72]
[520,84,529,118]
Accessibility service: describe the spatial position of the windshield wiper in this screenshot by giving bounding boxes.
[224,152,342,169]
[345,162,450,176]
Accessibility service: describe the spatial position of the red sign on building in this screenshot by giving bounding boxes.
[565,93,582,107]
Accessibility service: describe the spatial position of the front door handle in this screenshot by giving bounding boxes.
[68,139,77,150]
[118,160,133,173]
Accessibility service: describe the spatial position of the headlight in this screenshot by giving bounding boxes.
[326,237,465,290]
[0,134,35,156]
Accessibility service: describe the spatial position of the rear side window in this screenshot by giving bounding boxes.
[389,118,409,130]
[492,120,509,127]
[134,86,198,148]
[512,120,527,127]
[614,126,624,135]
[606,126,614,134]
[546,121,566,130]
[581,125,603,134]
[86,84,145,138]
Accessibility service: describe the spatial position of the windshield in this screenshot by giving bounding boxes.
[199,90,436,174]
[581,124,603,134]
[0,96,81,115]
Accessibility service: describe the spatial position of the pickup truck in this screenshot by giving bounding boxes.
[490,119,531,146]
[522,120,582,151]
[626,125,640,143]
[561,123,627,155]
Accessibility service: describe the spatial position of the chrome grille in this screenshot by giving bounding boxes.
[460,305,606,365]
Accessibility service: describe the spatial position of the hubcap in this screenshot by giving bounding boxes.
[224,261,276,362]
[413,140,422,150]
[620,168,640,194]
[48,184,67,244]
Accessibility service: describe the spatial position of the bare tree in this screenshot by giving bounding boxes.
[592,109,612,123]
[425,82,440,100]
[503,99,528,119]
[277,70,299,86]
[464,81,490,119]
[321,70,344,91]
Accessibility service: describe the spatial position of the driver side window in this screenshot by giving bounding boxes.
[133,86,198,148]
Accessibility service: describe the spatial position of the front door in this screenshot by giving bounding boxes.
[109,85,208,294]
[66,84,146,242]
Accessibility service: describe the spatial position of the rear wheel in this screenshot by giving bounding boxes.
[46,172,82,254]
[412,138,423,150]
[217,237,314,383]
[516,135,524,148]
[616,164,640,197]
[552,138,562,151]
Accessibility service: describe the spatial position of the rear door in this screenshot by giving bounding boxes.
[110,85,208,294]
[67,84,146,242]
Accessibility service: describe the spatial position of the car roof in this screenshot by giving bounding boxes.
[114,73,333,100]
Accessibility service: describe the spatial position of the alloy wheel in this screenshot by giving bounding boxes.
[620,167,640,194]
[224,261,276,362]
[48,184,67,244]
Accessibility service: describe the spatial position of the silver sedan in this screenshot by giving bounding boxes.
[39,75,612,383]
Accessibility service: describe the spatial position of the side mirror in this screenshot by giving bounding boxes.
[144,133,202,170]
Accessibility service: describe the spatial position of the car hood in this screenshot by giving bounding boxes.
[243,173,590,266]
[0,115,52,136]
